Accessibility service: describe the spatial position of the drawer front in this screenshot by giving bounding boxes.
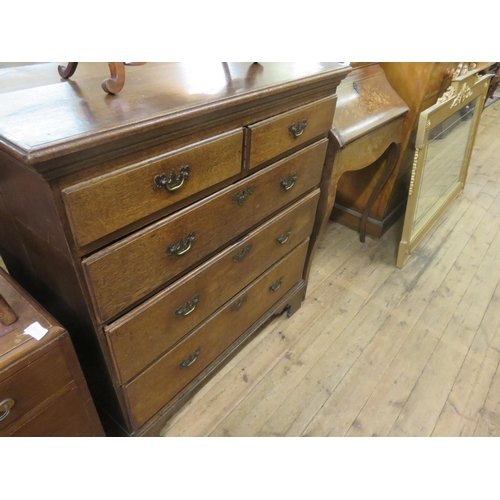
[106,190,320,384]
[0,345,74,432]
[248,96,336,169]
[124,239,309,429]
[63,129,244,248]
[84,139,327,322]
[5,388,96,437]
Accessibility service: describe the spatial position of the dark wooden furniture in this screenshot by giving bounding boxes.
[325,63,408,241]
[0,268,104,436]
[0,62,350,436]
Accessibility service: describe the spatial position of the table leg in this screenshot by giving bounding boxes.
[58,62,78,79]
[102,63,126,95]
[0,293,17,325]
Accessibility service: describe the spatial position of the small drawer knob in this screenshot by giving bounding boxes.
[179,348,201,369]
[167,232,195,256]
[233,244,253,262]
[288,119,307,139]
[231,294,248,312]
[280,174,297,191]
[0,398,15,422]
[154,166,190,192]
[276,229,291,245]
[174,295,199,317]
[269,277,283,292]
[232,184,254,206]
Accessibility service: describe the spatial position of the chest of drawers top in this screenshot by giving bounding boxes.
[0,62,349,170]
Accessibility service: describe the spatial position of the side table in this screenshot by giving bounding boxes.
[325,63,409,241]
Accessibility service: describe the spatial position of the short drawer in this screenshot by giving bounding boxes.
[247,96,336,169]
[105,190,320,384]
[62,129,244,248]
[84,138,327,322]
[0,344,74,432]
[123,239,309,429]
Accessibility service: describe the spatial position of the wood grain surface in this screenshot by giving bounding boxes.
[63,129,244,247]
[0,62,348,165]
[248,96,336,168]
[84,139,327,322]
[106,191,319,384]
[125,239,309,429]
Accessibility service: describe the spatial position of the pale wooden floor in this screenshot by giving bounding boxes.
[161,100,500,437]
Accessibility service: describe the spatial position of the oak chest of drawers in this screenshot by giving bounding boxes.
[0,62,350,435]
[0,268,104,436]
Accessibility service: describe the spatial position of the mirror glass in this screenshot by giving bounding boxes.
[413,97,479,231]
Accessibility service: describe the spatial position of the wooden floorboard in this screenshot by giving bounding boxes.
[161,100,500,437]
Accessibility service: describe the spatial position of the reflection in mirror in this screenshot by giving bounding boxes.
[413,98,478,231]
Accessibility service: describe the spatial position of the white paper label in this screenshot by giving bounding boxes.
[23,322,49,340]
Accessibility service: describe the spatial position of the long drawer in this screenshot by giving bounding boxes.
[84,139,327,322]
[247,96,336,169]
[5,387,95,437]
[0,344,74,432]
[105,190,320,384]
[63,129,244,248]
[123,239,309,429]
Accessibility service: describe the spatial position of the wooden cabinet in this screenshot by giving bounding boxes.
[326,63,409,241]
[0,62,350,436]
[0,269,104,436]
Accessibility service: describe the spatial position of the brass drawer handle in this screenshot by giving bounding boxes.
[232,184,254,206]
[276,229,291,245]
[231,294,248,312]
[167,232,195,256]
[280,173,297,191]
[0,398,15,422]
[174,295,199,317]
[154,166,190,192]
[289,119,307,139]
[179,348,201,369]
[233,244,253,262]
[269,277,283,292]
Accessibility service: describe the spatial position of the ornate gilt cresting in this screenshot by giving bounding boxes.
[437,86,456,104]
[452,62,477,80]
[451,83,473,108]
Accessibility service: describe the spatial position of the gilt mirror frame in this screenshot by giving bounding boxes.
[396,71,492,268]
